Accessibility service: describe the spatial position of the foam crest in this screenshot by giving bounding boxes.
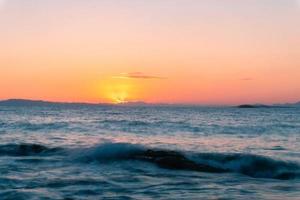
[74,143,300,180]
[73,143,145,162]
[1,142,299,180]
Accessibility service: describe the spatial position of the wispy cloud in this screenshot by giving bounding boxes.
[113,72,166,80]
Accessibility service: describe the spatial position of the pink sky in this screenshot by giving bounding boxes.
[0,0,300,104]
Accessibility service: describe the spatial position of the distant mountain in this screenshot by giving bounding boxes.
[237,104,272,108]
[236,100,300,108]
[1,99,299,108]
[0,99,158,107]
[288,101,300,107]
[0,99,109,107]
[274,101,300,107]
[0,99,199,108]
[0,99,50,106]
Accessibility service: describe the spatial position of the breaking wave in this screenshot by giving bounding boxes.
[74,143,300,180]
[0,143,299,180]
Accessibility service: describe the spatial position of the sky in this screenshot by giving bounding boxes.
[0,0,300,105]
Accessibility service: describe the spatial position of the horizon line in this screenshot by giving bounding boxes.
[0,98,299,107]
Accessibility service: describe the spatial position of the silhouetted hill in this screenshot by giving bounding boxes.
[0,99,50,106]
[237,104,272,108]
[0,99,109,107]
[275,101,300,108]
[1,99,299,108]
[0,99,159,107]
[288,101,300,107]
[237,101,300,108]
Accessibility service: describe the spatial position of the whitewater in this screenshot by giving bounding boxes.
[0,105,299,199]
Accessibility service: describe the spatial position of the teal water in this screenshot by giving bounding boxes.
[0,105,299,199]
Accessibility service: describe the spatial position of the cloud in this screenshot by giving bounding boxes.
[113,72,166,80]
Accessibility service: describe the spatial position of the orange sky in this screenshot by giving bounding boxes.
[0,0,300,105]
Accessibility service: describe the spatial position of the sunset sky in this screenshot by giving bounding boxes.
[0,0,300,105]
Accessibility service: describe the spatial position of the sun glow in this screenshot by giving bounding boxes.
[98,78,140,104]
[109,85,130,104]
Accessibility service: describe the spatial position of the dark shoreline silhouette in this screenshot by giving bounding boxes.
[237,104,271,108]
[0,99,299,108]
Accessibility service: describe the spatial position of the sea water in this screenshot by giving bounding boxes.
[0,105,299,199]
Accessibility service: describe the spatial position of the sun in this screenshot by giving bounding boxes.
[98,78,139,104]
[109,85,130,104]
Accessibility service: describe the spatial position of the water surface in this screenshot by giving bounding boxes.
[0,105,299,199]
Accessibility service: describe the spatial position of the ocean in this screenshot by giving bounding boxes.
[0,105,299,200]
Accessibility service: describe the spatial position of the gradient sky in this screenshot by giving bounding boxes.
[0,0,300,104]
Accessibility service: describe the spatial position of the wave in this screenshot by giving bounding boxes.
[10,122,68,131]
[98,119,149,126]
[74,143,145,162]
[94,119,299,135]
[189,153,299,180]
[0,143,62,156]
[96,119,201,133]
[75,143,300,180]
[0,143,299,180]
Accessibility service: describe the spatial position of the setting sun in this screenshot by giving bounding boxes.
[108,84,130,104]
[98,78,140,104]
